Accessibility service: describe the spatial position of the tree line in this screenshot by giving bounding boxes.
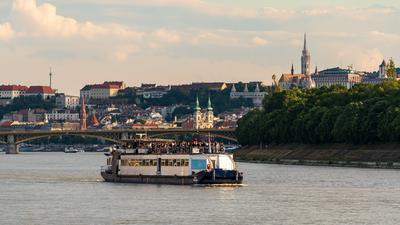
[236,80,400,146]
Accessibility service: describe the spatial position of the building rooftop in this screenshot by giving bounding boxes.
[0,85,29,91]
[26,86,54,94]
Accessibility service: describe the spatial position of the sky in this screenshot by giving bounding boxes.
[0,0,399,95]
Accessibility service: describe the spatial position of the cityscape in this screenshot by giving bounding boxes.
[0,33,397,136]
[1,1,400,225]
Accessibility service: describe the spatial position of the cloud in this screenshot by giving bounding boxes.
[10,0,142,40]
[369,30,400,42]
[12,0,100,37]
[258,7,295,20]
[302,9,329,16]
[252,36,268,46]
[355,48,384,71]
[152,28,181,43]
[112,45,139,61]
[0,23,14,41]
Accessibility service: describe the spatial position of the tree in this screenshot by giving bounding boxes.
[237,80,400,146]
[387,58,397,79]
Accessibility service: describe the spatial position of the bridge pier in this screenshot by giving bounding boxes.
[6,135,19,154]
[6,144,19,154]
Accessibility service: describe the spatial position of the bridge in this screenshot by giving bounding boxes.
[0,128,237,154]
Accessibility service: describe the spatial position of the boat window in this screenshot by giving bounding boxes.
[176,160,181,167]
[121,159,128,166]
[168,160,173,167]
[145,160,150,166]
[183,159,189,166]
[161,159,166,166]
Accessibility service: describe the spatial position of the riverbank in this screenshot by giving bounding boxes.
[234,144,400,169]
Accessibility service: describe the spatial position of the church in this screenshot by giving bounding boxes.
[278,33,316,90]
[193,96,214,129]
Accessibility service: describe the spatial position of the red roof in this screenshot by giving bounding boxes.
[0,85,28,91]
[26,86,54,94]
[0,120,13,127]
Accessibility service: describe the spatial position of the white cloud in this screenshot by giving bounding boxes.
[302,9,329,16]
[0,23,14,41]
[11,0,142,40]
[112,45,139,61]
[258,7,295,20]
[152,28,181,43]
[252,36,268,46]
[12,0,99,37]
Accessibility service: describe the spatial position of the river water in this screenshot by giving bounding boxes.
[0,152,400,225]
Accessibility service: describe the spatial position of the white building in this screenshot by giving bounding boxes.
[45,109,80,122]
[23,86,55,99]
[0,85,28,99]
[80,81,125,102]
[230,83,267,106]
[56,94,80,109]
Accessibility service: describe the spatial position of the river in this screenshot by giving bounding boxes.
[0,152,399,225]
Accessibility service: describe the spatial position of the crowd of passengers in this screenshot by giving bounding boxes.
[123,141,225,154]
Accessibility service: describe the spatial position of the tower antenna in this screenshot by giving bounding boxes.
[49,67,53,88]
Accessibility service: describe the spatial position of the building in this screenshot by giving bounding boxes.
[0,85,28,99]
[136,85,171,99]
[313,67,362,89]
[379,60,387,79]
[278,34,315,90]
[171,82,228,93]
[55,94,80,109]
[80,81,125,102]
[230,83,267,106]
[301,33,311,76]
[2,109,47,123]
[45,109,80,122]
[194,96,214,129]
[24,86,55,99]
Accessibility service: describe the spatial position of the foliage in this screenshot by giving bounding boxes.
[0,95,55,119]
[237,80,400,145]
[387,58,397,79]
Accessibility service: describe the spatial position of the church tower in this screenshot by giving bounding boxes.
[379,60,387,78]
[206,96,214,128]
[80,96,87,130]
[194,96,202,129]
[301,33,311,76]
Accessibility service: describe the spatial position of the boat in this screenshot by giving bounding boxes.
[64,147,79,153]
[100,139,243,185]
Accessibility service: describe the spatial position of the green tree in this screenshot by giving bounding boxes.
[387,58,397,79]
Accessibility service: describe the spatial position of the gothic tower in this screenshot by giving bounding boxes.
[206,96,214,128]
[80,96,87,130]
[301,33,311,76]
[194,96,201,129]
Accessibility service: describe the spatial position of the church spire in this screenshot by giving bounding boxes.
[301,32,311,76]
[207,96,213,111]
[244,83,249,92]
[80,96,87,130]
[195,95,200,111]
[231,84,237,92]
[291,64,294,75]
